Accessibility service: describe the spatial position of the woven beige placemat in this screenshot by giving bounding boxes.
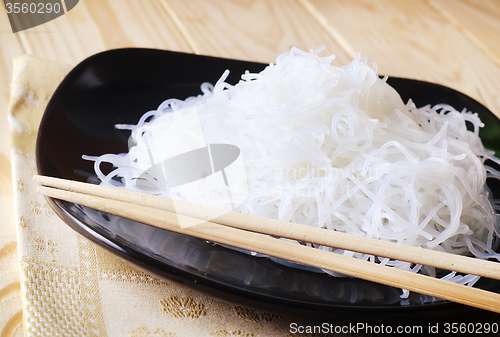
[0,159,22,337]
[8,54,351,337]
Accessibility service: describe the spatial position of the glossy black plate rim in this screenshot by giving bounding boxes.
[36,48,500,318]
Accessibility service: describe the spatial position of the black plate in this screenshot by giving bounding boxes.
[36,48,500,321]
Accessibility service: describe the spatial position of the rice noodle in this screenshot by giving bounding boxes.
[85,47,500,297]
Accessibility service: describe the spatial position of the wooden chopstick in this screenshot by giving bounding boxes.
[33,175,500,280]
[35,182,500,314]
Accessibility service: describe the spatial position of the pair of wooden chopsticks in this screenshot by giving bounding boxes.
[34,175,500,314]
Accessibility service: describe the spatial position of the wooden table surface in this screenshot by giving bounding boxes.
[1,0,500,335]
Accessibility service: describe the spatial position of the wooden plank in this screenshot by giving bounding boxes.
[162,0,353,65]
[15,0,192,65]
[308,0,500,116]
[83,0,192,51]
[431,0,500,66]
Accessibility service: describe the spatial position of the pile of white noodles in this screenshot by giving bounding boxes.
[86,47,500,297]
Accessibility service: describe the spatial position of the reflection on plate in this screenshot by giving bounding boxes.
[36,48,500,318]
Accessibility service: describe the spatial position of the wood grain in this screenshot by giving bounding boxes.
[14,0,192,65]
[308,0,500,116]
[83,0,192,51]
[432,0,500,66]
[163,0,352,64]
